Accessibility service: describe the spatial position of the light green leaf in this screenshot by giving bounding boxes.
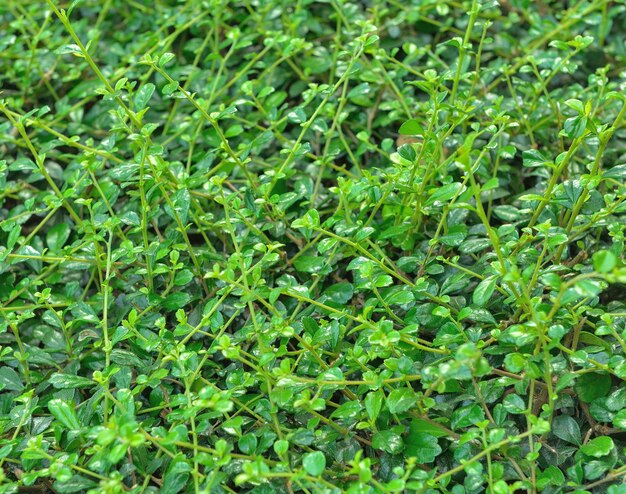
[386,388,416,414]
[580,436,614,457]
[473,276,497,307]
[398,119,424,136]
[48,399,81,430]
[364,390,383,422]
[302,451,326,476]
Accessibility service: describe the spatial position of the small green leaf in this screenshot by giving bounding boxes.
[48,373,94,389]
[165,189,190,224]
[323,282,353,304]
[55,44,84,57]
[174,269,194,286]
[405,429,441,463]
[408,419,449,438]
[302,451,326,476]
[386,388,416,414]
[425,183,465,207]
[502,394,526,414]
[593,250,616,273]
[134,83,155,110]
[562,115,588,139]
[522,149,548,167]
[551,415,581,445]
[398,119,424,136]
[162,455,191,494]
[48,399,81,430]
[159,52,175,67]
[364,390,383,422]
[372,431,403,454]
[574,373,611,403]
[473,276,497,307]
[580,436,614,457]
[612,409,626,431]
[292,209,320,229]
[161,292,192,311]
[46,223,71,251]
[273,439,289,456]
[451,404,485,429]
[0,367,25,392]
[162,81,179,95]
[237,433,257,455]
[293,256,326,273]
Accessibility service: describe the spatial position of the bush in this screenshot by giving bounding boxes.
[1,0,626,492]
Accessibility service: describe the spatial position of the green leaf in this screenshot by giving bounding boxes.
[174,269,194,286]
[162,455,191,494]
[579,436,614,457]
[386,388,416,414]
[502,394,526,414]
[364,390,383,422]
[473,276,497,307]
[522,149,548,167]
[166,189,190,224]
[347,82,372,106]
[134,83,155,110]
[302,451,326,476]
[67,0,84,15]
[572,278,604,299]
[398,144,416,162]
[612,409,626,431]
[161,292,192,311]
[237,434,257,455]
[293,256,326,273]
[551,415,581,445]
[372,431,403,454]
[383,287,415,305]
[538,465,565,489]
[6,224,20,251]
[603,164,626,179]
[562,115,588,139]
[593,250,616,273]
[405,429,442,463]
[439,224,467,247]
[323,282,353,304]
[162,81,179,95]
[46,223,71,251]
[451,404,485,429]
[317,237,338,254]
[292,209,320,229]
[425,183,465,207]
[274,439,289,456]
[398,119,424,136]
[0,367,24,392]
[48,399,81,430]
[330,400,361,419]
[553,180,583,209]
[48,373,94,389]
[159,52,175,67]
[574,373,611,403]
[408,419,449,438]
[55,44,84,57]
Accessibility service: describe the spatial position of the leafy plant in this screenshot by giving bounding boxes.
[1,0,626,493]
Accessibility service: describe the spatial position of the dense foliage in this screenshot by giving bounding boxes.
[1,0,626,492]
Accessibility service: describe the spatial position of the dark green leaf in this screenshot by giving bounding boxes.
[574,373,611,403]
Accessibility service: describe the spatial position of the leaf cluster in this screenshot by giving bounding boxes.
[1,0,626,493]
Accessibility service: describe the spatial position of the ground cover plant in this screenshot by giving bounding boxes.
[1,0,626,492]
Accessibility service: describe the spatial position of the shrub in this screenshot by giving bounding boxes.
[1,1,626,492]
